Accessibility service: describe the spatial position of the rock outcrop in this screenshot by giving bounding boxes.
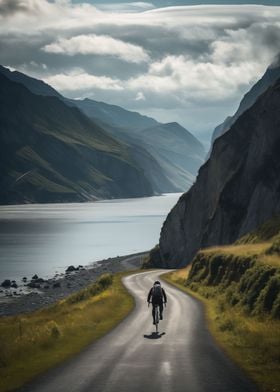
[210,55,280,149]
[153,77,280,268]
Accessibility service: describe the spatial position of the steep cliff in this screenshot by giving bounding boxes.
[211,56,280,148]
[153,77,280,268]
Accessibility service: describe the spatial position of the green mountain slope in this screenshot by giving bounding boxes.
[164,216,280,392]
[61,100,205,191]
[0,66,205,193]
[0,74,153,204]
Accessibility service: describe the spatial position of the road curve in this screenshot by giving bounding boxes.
[20,270,257,392]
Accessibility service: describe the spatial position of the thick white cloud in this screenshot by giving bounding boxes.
[45,54,264,101]
[96,2,155,12]
[1,1,280,143]
[127,55,264,102]
[43,34,150,63]
[45,69,124,91]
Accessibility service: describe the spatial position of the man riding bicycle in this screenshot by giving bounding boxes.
[147,281,167,324]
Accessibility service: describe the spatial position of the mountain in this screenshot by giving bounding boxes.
[148,77,280,268]
[140,122,205,174]
[211,56,280,148]
[95,121,205,190]
[0,73,154,204]
[0,66,205,193]
[71,98,159,132]
[0,66,158,131]
[0,65,62,99]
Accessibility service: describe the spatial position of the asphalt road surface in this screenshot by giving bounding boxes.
[20,270,257,392]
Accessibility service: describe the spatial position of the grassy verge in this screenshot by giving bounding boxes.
[0,271,135,392]
[163,264,280,392]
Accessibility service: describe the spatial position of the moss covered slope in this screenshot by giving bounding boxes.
[164,217,280,391]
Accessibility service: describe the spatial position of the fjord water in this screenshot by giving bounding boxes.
[0,194,181,282]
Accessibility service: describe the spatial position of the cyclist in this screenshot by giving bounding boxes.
[147,281,167,324]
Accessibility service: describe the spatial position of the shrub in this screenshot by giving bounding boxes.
[66,274,113,305]
[97,273,113,289]
[266,234,280,255]
[48,321,61,339]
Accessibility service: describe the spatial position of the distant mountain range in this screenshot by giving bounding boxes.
[0,73,155,203]
[0,65,205,204]
[147,64,280,268]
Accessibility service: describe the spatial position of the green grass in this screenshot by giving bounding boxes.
[0,272,135,392]
[163,255,280,392]
[236,215,280,244]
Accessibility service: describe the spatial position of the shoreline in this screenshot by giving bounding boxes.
[0,251,147,317]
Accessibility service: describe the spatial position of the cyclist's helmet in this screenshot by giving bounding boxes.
[154,281,161,285]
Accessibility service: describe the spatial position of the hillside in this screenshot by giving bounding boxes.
[0,65,62,99]
[72,98,159,132]
[0,66,205,193]
[163,216,280,392]
[141,122,205,174]
[0,74,153,204]
[0,66,157,131]
[102,121,205,191]
[148,76,280,268]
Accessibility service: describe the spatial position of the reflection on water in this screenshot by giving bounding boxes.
[0,194,181,281]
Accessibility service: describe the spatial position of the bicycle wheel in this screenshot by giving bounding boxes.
[155,305,159,332]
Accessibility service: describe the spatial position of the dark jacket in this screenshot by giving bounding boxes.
[147,285,167,304]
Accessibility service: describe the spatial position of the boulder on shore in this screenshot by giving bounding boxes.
[27,282,41,289]
[66,266,77,272]
[1,279,11,288]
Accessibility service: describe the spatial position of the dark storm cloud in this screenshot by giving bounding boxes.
[0,0,28,16]
[0,1,280,143]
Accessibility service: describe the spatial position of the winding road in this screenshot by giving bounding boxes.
[21,270,256,392]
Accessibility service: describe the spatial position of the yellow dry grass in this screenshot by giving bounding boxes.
[163,255,280,392]
[0,272,135,392]
[201,242,280,267]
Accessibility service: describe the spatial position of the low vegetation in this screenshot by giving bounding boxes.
[163,218,280,392]
[0,272,134,392]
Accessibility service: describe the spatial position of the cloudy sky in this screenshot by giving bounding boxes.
[1,0,280,146]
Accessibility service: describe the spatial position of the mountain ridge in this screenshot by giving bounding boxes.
[0,65,205,194]
[211,56,280,149]
[0,73,154,204]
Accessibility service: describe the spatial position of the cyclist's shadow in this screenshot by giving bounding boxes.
[143,332,166,339]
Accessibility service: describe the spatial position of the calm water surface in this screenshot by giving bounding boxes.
[0,194,181,282]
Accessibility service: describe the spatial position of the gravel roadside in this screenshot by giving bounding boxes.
[0,252,147,317]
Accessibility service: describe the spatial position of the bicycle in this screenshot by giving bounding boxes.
[154,304,160,333]
[148,302,161,332]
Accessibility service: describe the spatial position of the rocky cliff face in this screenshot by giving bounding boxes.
[153,77,280,268]
[211,56,280,148]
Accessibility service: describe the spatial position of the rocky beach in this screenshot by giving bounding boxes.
[0,252,146,317]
